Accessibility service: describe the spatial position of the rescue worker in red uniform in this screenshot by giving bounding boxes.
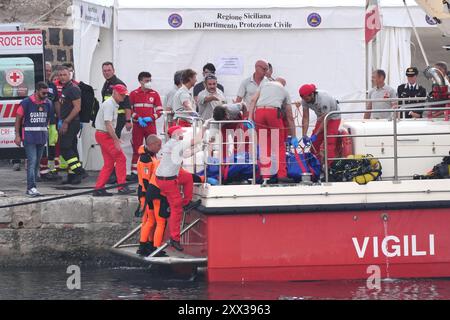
[298,84,341,165]
[155,126,204,251]
[249,77,296,182]
[136,134,167,257]
[129,71,163,177]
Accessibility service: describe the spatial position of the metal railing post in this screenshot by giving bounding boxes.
[252,124,256,184]
[218,122,223,185]
[393,110,399,181]
[323,113,330,183]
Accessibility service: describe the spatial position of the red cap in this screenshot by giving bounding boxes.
[299,84,316,97]
[167,125,185,137]
[112,84,129,95]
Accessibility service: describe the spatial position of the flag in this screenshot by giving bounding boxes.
[365,0,381,43]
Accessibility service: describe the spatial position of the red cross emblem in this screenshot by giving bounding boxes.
[6,69,24,87]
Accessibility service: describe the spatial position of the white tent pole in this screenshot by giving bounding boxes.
[403,0,429,66]
[113,0,119,67]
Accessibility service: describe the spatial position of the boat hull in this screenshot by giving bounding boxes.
[185,206,450,282]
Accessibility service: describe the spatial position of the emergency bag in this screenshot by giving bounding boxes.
[329,154,382,184]
[413,154,450,179]
[223,152,259,183]
[286,147,322,182]
[199,152,259,183]
[78,81,99,124]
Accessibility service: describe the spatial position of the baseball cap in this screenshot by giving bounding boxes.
[406,67,418,77]
[167,125,185,137]
[112,84,129,95]
[299,84,317,97]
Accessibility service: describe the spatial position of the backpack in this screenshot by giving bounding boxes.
[78,81,99,124]
[414,154,450,179]
[329,154,382,184]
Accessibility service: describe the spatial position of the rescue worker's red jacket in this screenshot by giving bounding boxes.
[129,87,163,122]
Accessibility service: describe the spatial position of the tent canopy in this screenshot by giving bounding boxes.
[74,0,433,170]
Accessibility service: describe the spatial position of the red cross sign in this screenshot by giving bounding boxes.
[6,69,24,87]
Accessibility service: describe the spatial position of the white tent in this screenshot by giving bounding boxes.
[72,0,433,170]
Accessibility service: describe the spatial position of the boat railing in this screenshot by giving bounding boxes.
[323,100,450,182]
[202,120,257,185]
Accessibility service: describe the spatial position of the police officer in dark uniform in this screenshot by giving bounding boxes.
[397,67,427,119]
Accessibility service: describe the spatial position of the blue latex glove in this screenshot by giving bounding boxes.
[310,134,317,143]
[244,120,255,129]
[80,122,83,129]
[207,177,219,185]
[142,117,153,123]
[290,136,299,148]
[302,135,311,145]
[57,119,63,130]
[137,117,148,127]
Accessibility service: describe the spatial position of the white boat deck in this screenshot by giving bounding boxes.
[194,179,450,208]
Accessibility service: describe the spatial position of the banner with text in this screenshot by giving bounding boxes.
[118,8,365,30]
[74,0,112,28]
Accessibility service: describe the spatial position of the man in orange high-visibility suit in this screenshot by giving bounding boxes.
[136,134,167,257]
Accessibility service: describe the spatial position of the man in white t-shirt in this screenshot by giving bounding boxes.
[365,69,398,120]
[235,59,269,108]
[197,74,227,120]
[155,125,203,251]
[93,84,134,196]
[172,69,198,127]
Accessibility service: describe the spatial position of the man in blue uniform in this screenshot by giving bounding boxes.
[14,82,54,197]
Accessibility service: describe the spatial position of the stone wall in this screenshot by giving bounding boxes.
[0,196,143,267]
[42,27,74,65]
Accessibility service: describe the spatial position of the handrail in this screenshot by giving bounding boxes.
[203,120,257,185]
[323,101,450,182]
[337,97,428,104]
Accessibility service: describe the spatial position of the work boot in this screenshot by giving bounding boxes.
[183,199,201,212]
[152,249,168,257]
[93,189,113,197]
[136,242,155,257]
[41,172,60,181]
[79,168,89,179]
[117,186,135,195]
[107,171,117,185]
[169,238,183,251]
[70,173,82,185]
[61,174,73,185]
[126,173,138,182]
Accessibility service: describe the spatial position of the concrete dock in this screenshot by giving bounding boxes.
[0,161,142,267]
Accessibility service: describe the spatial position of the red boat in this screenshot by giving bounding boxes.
[113,106,450,282]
